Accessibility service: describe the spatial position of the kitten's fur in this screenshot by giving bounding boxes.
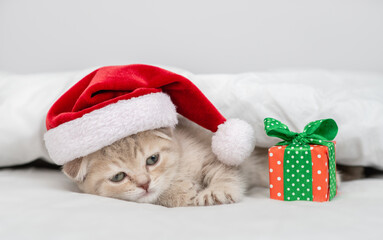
[63,117,336,207]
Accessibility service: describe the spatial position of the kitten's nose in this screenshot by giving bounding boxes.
[138,180,150,192]
[136,174,151,192]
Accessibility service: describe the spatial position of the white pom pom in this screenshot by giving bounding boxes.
[212,119,256,166]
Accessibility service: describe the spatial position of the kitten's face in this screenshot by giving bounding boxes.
[63,129,179,204]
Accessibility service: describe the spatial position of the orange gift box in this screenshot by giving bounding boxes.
[268,143,336,202]
[264,117,338,202]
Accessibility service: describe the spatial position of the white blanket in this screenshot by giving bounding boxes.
[1,67,382,168]
[0,168,381,240]
[1,68,383,240]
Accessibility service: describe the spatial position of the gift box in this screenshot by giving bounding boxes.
[264,118,338,202]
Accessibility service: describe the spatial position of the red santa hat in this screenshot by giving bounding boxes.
[44,64,255,166]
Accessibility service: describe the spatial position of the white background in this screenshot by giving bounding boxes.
[1,3,383,239]
[1,0,382,74]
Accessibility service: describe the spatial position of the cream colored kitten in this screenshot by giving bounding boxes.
[63,116,267,207]
[63,117,338,207]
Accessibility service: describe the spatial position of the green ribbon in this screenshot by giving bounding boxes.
[264,118,338,201]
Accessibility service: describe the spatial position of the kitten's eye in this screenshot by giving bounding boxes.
[110,172,126,182]
[146,154,159,166]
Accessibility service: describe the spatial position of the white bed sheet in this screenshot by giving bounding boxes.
[0,168,382,240]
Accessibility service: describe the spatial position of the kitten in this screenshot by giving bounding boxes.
[62,117,338,207]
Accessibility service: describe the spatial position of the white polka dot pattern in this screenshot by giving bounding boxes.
[265,117,338,202]
[283,144,313,201]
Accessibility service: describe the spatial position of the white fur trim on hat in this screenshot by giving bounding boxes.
[211,119,256,166]
[44,92,178,165]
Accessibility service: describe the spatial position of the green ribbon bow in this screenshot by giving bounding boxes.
[264,118,338,201]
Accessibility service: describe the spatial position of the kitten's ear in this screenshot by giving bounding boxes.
[62,157,88,183]
[153,127,174,141]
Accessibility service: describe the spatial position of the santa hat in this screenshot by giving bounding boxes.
[44,64,255,166]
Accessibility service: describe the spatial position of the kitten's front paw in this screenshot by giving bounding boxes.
[179,181,199,207]
[194,187,242,206]
[159,180,199,207]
